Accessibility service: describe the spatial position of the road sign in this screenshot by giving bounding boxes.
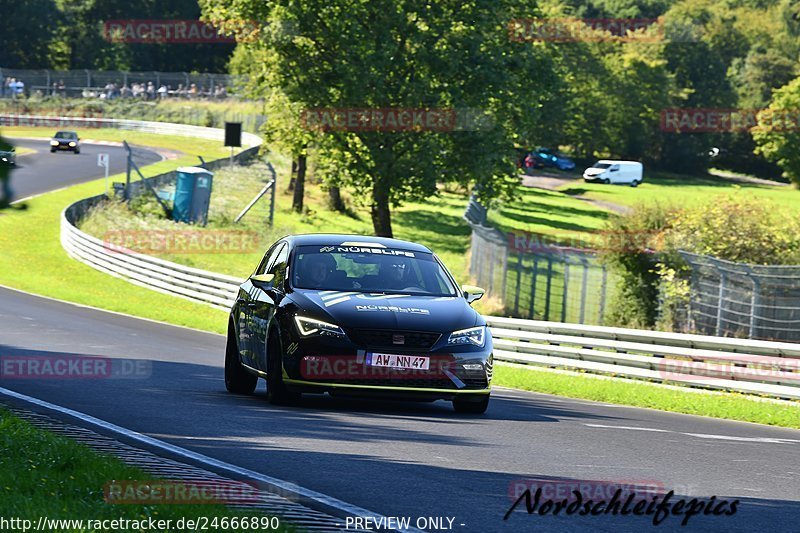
[98,153,110,196]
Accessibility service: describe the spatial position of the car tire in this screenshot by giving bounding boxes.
[602,178,610,185]
[453,394,490,414]
[50,149,56,153]
[631,180,640,187]
[266,332,300,405]
[74,149,80,154]
[224,322,257,394]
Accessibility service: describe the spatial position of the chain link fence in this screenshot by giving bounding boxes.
[0,67,243,99]
[681,251,800,342]
[465,196,612,325]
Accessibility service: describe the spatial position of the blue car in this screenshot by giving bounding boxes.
[525,147,575,171]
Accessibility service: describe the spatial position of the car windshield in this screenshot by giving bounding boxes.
[592,163,612,169]
[292,245,458,296]
[54,132,77,139]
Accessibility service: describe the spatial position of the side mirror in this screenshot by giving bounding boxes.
[250,273,274,288]
[462,284,485,305]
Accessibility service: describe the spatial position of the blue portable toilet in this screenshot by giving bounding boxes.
[173,166,213,225]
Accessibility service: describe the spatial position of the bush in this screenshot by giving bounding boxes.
[601,193,800,330]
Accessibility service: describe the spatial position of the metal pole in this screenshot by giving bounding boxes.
[124,141,131,203]
[716,272,726,337]
[268,162,276,226]
[561,261,570,323]
[579,260,589,324]
[544,256,553,321]
[529,257,539,319]
[749,277,761,340]
[513,253,523,315]
[599,266,608,324]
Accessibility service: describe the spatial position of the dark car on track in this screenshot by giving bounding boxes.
[225,234,493,413]
[50,130,80,154]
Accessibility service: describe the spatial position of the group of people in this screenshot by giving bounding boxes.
[1,76,230,100]
[85,81,228,100]
[2,78,25,98]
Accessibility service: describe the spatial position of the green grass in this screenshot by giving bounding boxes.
[0,126,229,334]
[560,170,799,213]
[0,408,289,531]
[494,363,800,429]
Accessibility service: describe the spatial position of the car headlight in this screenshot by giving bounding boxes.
[69,141,76,147]
[50,140,59,146]
[294,316,346,338]
[448,326,486,347]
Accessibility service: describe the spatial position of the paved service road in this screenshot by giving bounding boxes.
[7,138,162,200]
[0,287,798,533]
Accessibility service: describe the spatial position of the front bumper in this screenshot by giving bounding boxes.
[282,331,493,400]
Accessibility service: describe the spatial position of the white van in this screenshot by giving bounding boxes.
[583,160,643,187]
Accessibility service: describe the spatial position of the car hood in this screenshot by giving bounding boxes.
[584,167,605,176]
[288,290,482,333]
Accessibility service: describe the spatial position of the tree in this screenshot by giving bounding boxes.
[203,0,550,237]
[753,76,800,187]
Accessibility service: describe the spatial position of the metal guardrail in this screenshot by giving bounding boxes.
[57,117,255,310]
[488,316,800,399]
[54,120,800,399]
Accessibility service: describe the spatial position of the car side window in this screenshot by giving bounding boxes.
[267,243,289,290]
[610,165,619,172]
[255,243,282,275]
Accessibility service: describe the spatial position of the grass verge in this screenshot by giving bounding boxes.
[0,408,290,531]
[494,363,800,429]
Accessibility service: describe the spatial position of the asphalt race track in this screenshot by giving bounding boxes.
[0,153,799,532]
[7,138,162,200]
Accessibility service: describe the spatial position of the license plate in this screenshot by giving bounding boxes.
[366,353,430,370]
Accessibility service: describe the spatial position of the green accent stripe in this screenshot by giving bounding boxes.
[284,379,491,394]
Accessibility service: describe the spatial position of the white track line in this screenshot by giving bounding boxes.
[0,386,424,533]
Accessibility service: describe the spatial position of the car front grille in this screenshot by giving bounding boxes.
[348,329,442,350]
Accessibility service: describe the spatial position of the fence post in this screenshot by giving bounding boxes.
[544,256,553,321]
[513,253,522,315]
[529,257,539,319]
[501,244,509,304]
[561,261,570,323]
[749,276,761,339]
[599,265,608,323]
[715,271,727,337]
[579,260,589,324]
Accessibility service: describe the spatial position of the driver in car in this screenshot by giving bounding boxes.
[380,257,412,290]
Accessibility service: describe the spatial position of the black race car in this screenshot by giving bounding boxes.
[50,130,80,153]
[225,234,493,413]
